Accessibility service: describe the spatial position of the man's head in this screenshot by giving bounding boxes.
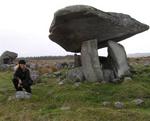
[19,60,26,69]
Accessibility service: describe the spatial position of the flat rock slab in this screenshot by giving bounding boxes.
[49,5,149,52]
[15,91,32,99]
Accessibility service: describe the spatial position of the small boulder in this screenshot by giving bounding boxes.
[133,99,144,106]
[15,91,32,99]
[0,51,18,64]
[8,95,16,101]
[124,77,132,81]
[123,77,132,84]
[0,64,9,71]
[74,82,81,87]
[67,67,85,82]
[54,71,62,77]
[114,102,124,109]
[58,81,64,85]
[60,106,71,110]
[30,70,40,83]
[102,101,111,106]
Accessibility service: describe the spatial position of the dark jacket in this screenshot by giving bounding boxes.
[14,67,33,85]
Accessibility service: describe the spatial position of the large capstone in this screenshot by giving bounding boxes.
[49,5,149,52]
[0,51,18,64]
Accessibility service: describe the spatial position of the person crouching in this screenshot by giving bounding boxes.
[12,60,33,94]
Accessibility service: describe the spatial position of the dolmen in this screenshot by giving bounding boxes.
[49,5,149,83]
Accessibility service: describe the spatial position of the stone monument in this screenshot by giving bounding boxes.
[49,5,149,82]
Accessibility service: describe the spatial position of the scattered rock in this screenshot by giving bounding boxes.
[101,81,107,84]
[144,62,150,67]
[60,106,70,111]
[74,82,81,87]
[8,96,16,101]
[58,81,64,85]
[0,64,9,71]
[67,62,74,69]
[55,62,68,70]
[55,63,63,70]
[124,77,132,81]
[30,70,40,83]
[102,101,111,106]
[15,91,32,99]
[0,51,18,64]
[114,102,124,109]
[47,91,54,96]
[111,78,120,83]
[67,67,85,82]
[54,71,62,77]
[133,99,144,106]
[30,63,38,70]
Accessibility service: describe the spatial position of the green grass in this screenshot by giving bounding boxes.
[0,65,150,121]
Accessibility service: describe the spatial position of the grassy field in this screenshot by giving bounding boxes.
[0,64,150,121]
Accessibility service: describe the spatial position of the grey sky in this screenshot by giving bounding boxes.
[0,0,149,57]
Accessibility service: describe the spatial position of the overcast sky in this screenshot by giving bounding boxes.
[0,0,149,57]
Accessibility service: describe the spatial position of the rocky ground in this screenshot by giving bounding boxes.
[0,57,150,121]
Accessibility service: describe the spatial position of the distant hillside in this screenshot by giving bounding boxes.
[18,55,74,60]
[17,53,150,59]
[128,53,150,58]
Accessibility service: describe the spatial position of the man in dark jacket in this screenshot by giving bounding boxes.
[12,60,33,93]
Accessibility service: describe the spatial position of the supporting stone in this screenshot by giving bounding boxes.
[81,39,104,82]
[108,41,130,78]
[74,54,81,67]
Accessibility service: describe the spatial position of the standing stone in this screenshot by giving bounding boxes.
[81,39,104,82]
[108,41,130,78]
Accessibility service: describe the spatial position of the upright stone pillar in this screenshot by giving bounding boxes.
[81,39,104,82]
[108,41,130,78]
